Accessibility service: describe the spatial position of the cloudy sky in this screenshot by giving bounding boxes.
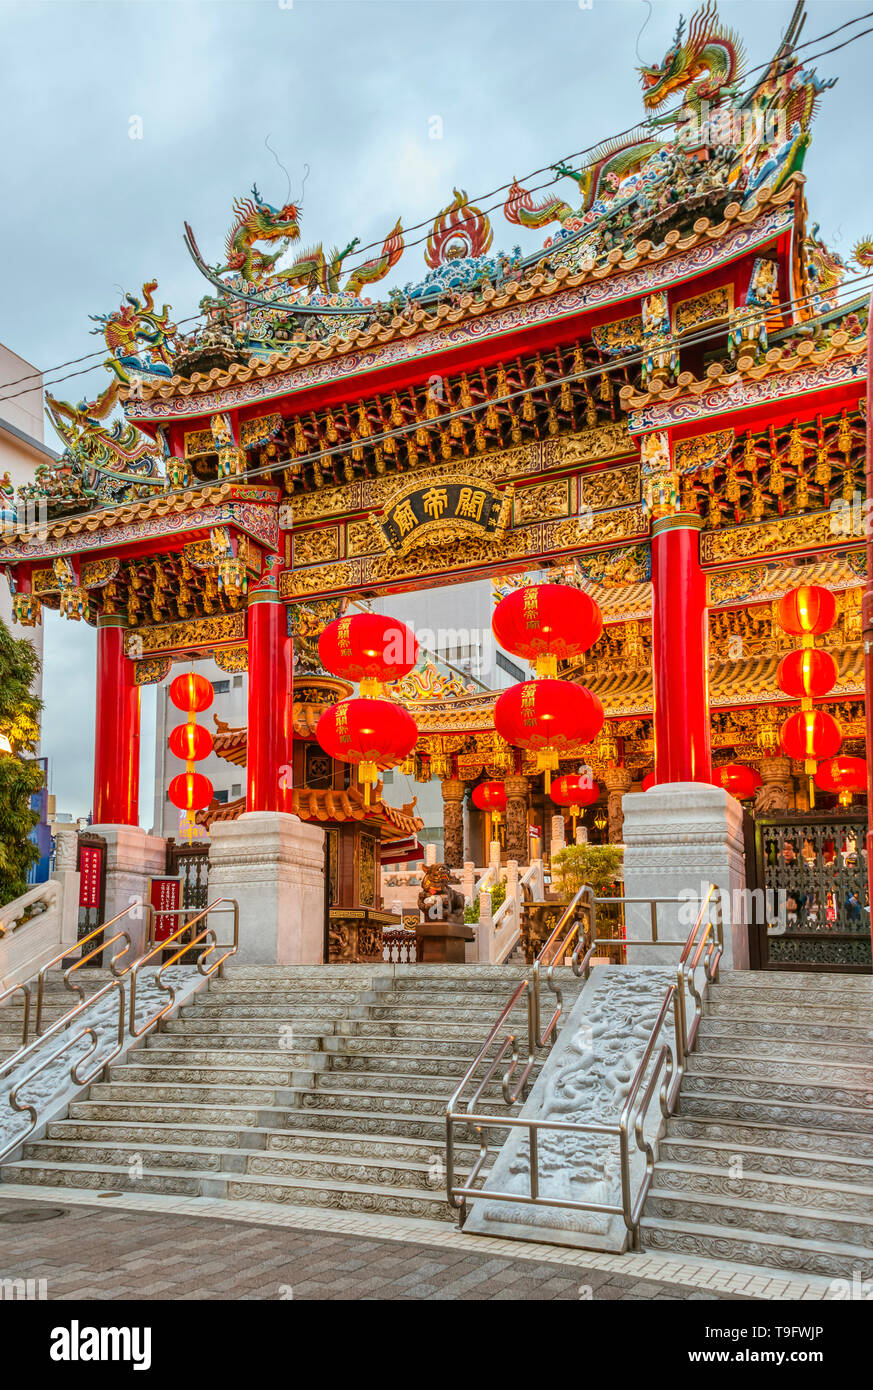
[0,0,870,821]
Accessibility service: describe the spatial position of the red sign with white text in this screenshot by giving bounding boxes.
[148,876,182,943]
[78,845,103,910]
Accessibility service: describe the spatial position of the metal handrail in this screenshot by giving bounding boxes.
[0,896,239,1169]
[531,885,593,1048]
[0,900,153,1053]
[128,899,240,1039]
[34,900,155,1034]
[446,882,724,1243]
[0,978,126,1164]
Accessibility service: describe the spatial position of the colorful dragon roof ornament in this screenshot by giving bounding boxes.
[90,281,177,384]
[18,378,163,518]
[183,184,405,310]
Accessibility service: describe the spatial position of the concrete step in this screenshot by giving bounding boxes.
[147,1030,329,1050]
[652,1160,873,1216]
[66,1098,503,1142]
[136,1047,327,1069]
[698,1015,873,1045]
[658,1133,873,1185]
[21,1137,473,1193]
[677,1089,873,1131]
[640,1214,873,1281]
[694,1034,873,1065]
[703,997,873,1024]
[87,1081,285,1107]
[114,1062,321,1087]
[644,1185,873,1254]
[0,1159,459,1221]
[681,1069,873,1110]
[685,1052,873,1088]
[717,969,873,995]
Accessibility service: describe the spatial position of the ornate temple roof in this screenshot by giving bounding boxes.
[198,785,422,840]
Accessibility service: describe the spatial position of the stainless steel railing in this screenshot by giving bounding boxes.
[446,883,723,1241]
[0,897,239,1166]
[0,901,154,1051]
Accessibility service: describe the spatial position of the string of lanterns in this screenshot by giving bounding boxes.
[773,585,842,807]
[491,583,605,792]
[316,613,419,804]
[167,671,215,839]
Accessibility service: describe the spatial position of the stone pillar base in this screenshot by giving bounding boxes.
[207,811,325,965]
[89,824,167,958]
[620,783,748,970]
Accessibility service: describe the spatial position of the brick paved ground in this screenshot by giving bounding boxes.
[0,1195,744,1301]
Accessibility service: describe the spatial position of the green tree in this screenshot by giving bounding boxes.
[0,616,44,905]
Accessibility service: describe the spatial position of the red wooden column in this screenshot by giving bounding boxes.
[651,513,712,784]
[93,614,140,824]
[863,288,873,957]
[246,559,292,813]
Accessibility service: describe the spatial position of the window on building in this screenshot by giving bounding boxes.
[214,789,229,804]
[233,675,243,688]
[231,783,241,798]
[496,650,525,683]
[213,680,230,694]
[382,770,393,785]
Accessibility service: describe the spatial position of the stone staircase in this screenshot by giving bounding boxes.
[1,965,580,1222]
[641,969,873,1280]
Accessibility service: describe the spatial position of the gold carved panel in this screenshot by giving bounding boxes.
[578,464,641,510]
[543,421,633,468]
[513,479,569,525]
[124,612,246,656]
[700,509,855,566]
[346,517,383,558]
[543,505,647,553]
[293,526,340,567]
[214,645,248,673]
[672,284,733,335]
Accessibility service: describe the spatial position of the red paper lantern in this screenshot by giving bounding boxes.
[317,697,418,798]
[472,781,507,814]
[550,774,600,813]
[712,763,762,800]
[641,771,656,791]
[494,679,604,789]
[492,584,603,677]
[168,771,214,812]
[815,756,867,804]
[168,723,214,762]
[776,585,836,637]
[780,710,842,762]
[169,672,214,713]
[777,648,838,700]
[319,613,418,691]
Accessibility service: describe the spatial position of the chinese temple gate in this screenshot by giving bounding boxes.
[2,0,870,969]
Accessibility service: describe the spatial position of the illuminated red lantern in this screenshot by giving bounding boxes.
[641,771,656,791]
[494,679,604,790]
[168,771,214,812]
[550,774,600,813]
[815,756,867,805]
[492,584,603,677]
[317,697,418,800]
[777,647,838,700]
[780,710,842,763]
[712,763,762,800]
[776,585,836,638]
[319,613,418,692]
[472,781,507,825]
[169,672,214,713]
[168,723,214,762]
